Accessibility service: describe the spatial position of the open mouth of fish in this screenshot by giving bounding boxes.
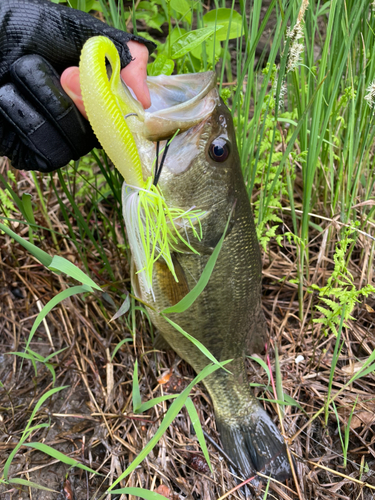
[127,70,218,140]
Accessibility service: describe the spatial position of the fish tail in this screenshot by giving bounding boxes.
[204,360,292,483]
[216,404,292,482]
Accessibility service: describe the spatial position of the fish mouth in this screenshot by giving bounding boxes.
[145,71,218,141]
[124,71,220,142]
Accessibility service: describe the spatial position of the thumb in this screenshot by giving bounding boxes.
[60,67,86,118]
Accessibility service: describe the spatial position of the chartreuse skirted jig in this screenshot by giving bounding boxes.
[79,36,203,297]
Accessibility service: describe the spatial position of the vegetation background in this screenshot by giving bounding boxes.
[1,0,375,498]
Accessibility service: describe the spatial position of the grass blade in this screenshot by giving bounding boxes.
[110,488,169,500]
[136,394,178,414]
[25,286,93,353]
[132,359,142,412]
[0,222,52,267]
[7,478,58,493]
[108,361,230,490]
[24,442,98,474]
[162,206,233,315]
[48,255,102,290]
[185,397,212,473]
[161,315,225,369]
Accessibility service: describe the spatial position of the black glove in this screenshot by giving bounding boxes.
[0,0,156,172]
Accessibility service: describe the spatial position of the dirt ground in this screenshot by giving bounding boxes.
[2,175,375,499]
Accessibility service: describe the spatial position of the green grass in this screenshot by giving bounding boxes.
[2,0,375,497]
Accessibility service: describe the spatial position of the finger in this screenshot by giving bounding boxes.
[61,44,151,113]
[60,67,87,119]
[121,41,151,109]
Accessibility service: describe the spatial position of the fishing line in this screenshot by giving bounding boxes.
[154,139,171,187]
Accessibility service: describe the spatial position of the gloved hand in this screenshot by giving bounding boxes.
[0,0,155,173]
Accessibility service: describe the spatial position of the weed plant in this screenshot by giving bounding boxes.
[1,0,375,498]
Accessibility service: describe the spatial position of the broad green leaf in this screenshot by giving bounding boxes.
[0,222,52,267]
[191,37,222,61]
[110,488,169,500]
[109,361,230,490]
[91,0,102,11]
[132,360,142,412]
[203,8,243,41]
[171,27,223,59]
[48,255,101,290]
[24,443,98,474]
[8,478,57,492]
[185,397,212,473]
[148,54,175,76]
[138,1,155,8]
[162,207,233,314]
[159,27,186,58]
[68,0,96,12]
[136,10,165,32]
[170,0,192,24]
[25,286,92,352]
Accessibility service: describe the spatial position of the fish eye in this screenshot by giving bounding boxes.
[208,137,230,162]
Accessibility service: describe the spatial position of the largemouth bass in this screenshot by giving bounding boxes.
[125,71,292,482]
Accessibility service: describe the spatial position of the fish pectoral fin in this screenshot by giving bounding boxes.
[217,406,292,482]
[154,254,190,307]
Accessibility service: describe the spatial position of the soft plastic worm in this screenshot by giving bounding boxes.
[79,36,143,187]
[79,36,204,296]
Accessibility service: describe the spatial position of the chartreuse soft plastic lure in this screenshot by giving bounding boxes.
[79,36,204,297]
